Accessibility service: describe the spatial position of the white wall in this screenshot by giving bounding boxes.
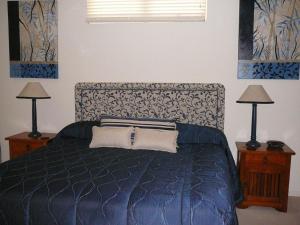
[0,0,299,196]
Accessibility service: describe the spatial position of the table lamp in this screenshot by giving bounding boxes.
[17,82,51,138]
[237,85,274,149]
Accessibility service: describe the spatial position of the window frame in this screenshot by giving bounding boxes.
[86,0,207,23]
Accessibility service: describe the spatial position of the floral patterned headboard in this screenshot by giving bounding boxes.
[75,83,225,130]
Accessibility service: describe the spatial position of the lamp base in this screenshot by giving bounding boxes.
[246,140,261,150]
[28,131,41,138]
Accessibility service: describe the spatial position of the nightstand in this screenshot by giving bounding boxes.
[5,132,56,159]
[236,142,295,212]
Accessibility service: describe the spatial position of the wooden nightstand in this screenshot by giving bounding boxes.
[5,132,56,159]
[236,142,295,212]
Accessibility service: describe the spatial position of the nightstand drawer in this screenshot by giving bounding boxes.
[10,141,42,158]
[245,154,287,167]
[11,141,42,152]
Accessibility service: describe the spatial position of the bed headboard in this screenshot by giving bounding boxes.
[75,83,225,130]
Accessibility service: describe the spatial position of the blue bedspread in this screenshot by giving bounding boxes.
[0,122,242,225]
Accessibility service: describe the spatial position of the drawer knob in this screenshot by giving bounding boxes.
[26,144,31,151]
[263,156,268,164]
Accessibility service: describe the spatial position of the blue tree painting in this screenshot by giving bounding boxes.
[8,0,58,79]
[238,0,299,79]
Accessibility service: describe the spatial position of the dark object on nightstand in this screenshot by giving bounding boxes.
[5,132,56,159]
[267,140,285,150]
[236,142,295,212]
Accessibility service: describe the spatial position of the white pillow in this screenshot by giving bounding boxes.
[89,126,133,149]
[132,127,178,153]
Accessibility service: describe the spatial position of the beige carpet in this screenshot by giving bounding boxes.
[237,197,300,225]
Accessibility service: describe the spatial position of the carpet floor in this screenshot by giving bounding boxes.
[237,197,300,225]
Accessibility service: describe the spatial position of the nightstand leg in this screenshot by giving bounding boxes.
[237,202,249,209]
[275,206,287,212]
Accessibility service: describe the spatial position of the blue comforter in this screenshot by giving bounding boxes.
[0,122,242,225]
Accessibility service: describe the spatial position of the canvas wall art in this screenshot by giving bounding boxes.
[8,0,58,79]
[238,0,299,79]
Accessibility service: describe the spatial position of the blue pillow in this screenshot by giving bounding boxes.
[176,122,225,145]
[56,121,100,140]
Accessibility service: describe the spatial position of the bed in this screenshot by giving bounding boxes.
[0,82,242,225]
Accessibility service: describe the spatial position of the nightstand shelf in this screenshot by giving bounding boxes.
[5,132,56,159]
[236,142,295,212]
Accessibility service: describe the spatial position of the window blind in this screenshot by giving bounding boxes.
[87,0,207,23]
